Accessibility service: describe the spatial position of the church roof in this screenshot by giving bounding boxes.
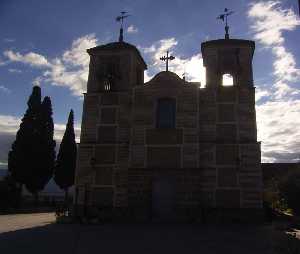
[201,39,255,55]
[146,71,185,85]
[87,41,147,69]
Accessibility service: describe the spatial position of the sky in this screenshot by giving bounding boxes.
[0,0,300,170]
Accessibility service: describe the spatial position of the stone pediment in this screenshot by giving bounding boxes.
[146,71,185,87]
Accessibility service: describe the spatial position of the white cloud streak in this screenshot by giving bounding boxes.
[127,25,138,33]
[0,85,11,94]
[0,115,21,134]
[0,114,80,142]
[248,1,300,99]
[8,68,22,73]
[3,34,98,97]
[4,50,50,68]
[248,1,300,162]
[3,38,15,43]
[255,88,270,102]
[257,100,300,162]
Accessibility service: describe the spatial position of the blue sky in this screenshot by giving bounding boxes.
[0,0,300,169]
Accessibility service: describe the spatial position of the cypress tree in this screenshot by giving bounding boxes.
[54,109,77,204]
[40,96,56,186]
[8,86,42,192]
[25,97,56,198]
[9,87,56,204]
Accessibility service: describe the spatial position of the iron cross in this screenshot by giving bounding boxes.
[160,51,175,72]
[116,11,130,42]
[217,8,234,39]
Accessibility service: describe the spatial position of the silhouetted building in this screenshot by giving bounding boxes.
[75,32,263,221]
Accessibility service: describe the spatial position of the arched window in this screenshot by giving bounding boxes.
[222,73,234,86]
[103,78,111,91]
[156,98,176,128]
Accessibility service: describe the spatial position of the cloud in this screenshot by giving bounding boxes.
[32,76,42,86]
[0,114,80,142]
[4,50,50,68]
[3,34,98,97]
[54,123,81,143]
[141,38,178,65]
[0,134,14,170]
[0,161,8,170]
[3,38,15,43]
[8,68,22,73]
[0,58,9,66]
[248,1,300,162]
[255,88,271,103]
[256,100,300,162]
[140,38,205,85]
[62,35,96,67]
[0,115,21,134]
[0,115,21,168]
[0,114,81,168]
[44,34,97,96]
[248,1,300,99]
[0,85,11,94]
[127,25,138,33]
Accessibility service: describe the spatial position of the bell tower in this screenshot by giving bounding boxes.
[201,39,255,88]
[86,42,147,92]
[75,39,147,214]
[200,37,263,213]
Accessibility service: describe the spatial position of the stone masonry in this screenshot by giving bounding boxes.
[74,37,263,221]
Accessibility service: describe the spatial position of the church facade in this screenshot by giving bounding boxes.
[74,34,263,221]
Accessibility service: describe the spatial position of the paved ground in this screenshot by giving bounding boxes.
[0,213,277,254]
[0,213,55,233]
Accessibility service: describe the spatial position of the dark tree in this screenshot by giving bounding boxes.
[8,87,56,204]
[8,86,42,193]
[279,172,300,215]
[25,97,56,198]
[40,97,56,185]
[54,110,77,204]
[0,174,20,211]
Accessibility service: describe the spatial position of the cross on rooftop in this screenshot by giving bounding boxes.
[116,11,130,42]
[217,8,234,39]
[160,51,175,72]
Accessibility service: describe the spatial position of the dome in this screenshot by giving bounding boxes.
[148,71,184,85]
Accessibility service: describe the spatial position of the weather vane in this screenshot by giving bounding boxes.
[160,51,175,72]
[217,8,234,39]
[116,11,130,42]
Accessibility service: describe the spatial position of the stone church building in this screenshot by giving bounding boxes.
[74,28,263,221]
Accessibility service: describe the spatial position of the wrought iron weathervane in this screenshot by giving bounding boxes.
[217,8,234,39]
[160,51,175,72]
[116,11,130,42]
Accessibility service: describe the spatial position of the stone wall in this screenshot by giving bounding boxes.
[75,91,132,208]
[127,73,262,210]
[75,79,262,213]
[75,39,263,219]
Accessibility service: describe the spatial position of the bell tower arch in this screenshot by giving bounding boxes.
[86,42,147,92]
[201,39,255,88]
